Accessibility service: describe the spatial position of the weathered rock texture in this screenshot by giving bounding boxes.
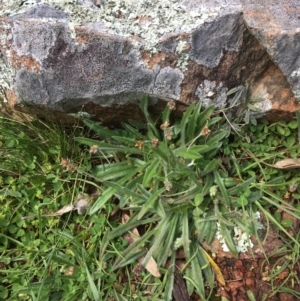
[0,0,300,122]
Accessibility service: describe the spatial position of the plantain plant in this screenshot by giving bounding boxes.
[76,96,266,299]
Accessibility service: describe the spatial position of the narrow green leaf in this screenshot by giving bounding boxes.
[227,176,256,196]
[100,216,160,259]
[197,142,223,155]
[51,254,74,266]
[104,181,147,202]
[182,211,191,259]
[140,96,150,121]
[121,123,145,139]
[180,104,195,145]
[90,166,145,214]
[162,104,171,123]
[219,223,238,258]
[92,162,140,180]
[152,197,166,219]
[194,105,215,134]
[142,159,161,187]
[55,231,81,249]
[187,145,210,153]
[197,219,217,245]
[186,101,202,142]
[163,252,175,301]
[185,267,194,296]
[112,290,128,301]
[246,290,256,301]
[117,230,156,264]
[151,143,175,168]
[197,245,214,287]
[0,234,24,247]
[142,217,170,266]
[214,170,231,205]
[174,147,202,159]
[138,187,166,219]
[227,85,244,96]
[111,135,136,145]
[196,219,210,243]
[84,263,100,301]
[158,214,179,266]
[199,159,220,177]
[206,221,217,244]
[140,96,160,137]
[190,249,205,300]
[113,231,155,270]
[229,87,244,107]
[128,119,147,129]
[75,138,142,154]
[147,122,161,139]
[207,116,223,126]
[83,119,115,138]
[206,130,227,146]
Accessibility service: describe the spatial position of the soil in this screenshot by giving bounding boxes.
[173,254,300,301]
[172,212,300,301]
[213,256,300,301]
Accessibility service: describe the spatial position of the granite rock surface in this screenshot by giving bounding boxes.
[0,0,299,122]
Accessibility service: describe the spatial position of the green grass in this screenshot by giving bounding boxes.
[0,98,300,301]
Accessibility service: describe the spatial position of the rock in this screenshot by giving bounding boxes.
[0,0,299,123]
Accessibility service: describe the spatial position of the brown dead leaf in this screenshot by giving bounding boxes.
[246,151,300,169]
[21,202,77,220]
[42,204,74,217]
[143,256,161,278]
[122,213,161,277]
[263,158,300,169]
[64,266,75,276]
[21,204,74,220]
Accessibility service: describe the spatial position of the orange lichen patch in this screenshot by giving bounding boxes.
[74,26,89,44]
[244,10,280,31]
[5,89,19,108]
[141,51,166,70]
[250,63,298,117]
[11,50,41,72]
[272,97,300,113]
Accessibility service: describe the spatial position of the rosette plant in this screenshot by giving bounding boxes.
[76,97,259,300]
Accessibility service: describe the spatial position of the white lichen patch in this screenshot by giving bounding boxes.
[215,211,263,253]
[0,22,14,104]
[0,0,221,52]
[175,38,189,71]
[67,111,95,118]
[251,98,272,113]
[294,90,300,100]
[196,80,228,108]
[291,68,300,78]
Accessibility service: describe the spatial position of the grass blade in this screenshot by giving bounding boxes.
[163,251,176,301]
[84,262,100,301]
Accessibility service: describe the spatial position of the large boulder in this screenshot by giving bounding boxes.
[0,0,299,123]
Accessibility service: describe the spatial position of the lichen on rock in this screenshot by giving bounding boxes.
[0,0,221,52]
